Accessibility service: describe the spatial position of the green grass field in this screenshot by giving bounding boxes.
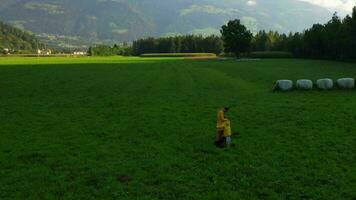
[0,57,355,199]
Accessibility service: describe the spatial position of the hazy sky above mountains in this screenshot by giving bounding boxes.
[299,0,355,13]
[247,0,355,14]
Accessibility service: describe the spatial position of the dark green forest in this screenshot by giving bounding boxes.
[0,21,43,53]
[253,8,356,60]
[132,35,223,56]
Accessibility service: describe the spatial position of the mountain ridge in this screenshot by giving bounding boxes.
[0,0,335,46]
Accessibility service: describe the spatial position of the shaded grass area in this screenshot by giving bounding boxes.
[248,51,293,59]
[0,57,355,199]
[140,53,216,58]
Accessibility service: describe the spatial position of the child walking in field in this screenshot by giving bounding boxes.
[215,107,232,148]
[223,119,232,146]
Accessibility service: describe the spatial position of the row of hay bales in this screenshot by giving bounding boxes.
[274,78,355,91]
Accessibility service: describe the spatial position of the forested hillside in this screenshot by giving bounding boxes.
[0,21,43,53]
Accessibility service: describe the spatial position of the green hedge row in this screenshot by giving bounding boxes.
[140,53,217,57]
[0,54,86,57]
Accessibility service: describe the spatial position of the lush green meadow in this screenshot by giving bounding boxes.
[0,57,355,199]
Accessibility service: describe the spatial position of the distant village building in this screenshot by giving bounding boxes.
[3,48,10,55]
[37,49,52,55]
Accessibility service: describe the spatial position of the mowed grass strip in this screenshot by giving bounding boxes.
[0,57,355,199]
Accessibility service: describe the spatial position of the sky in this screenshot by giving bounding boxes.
[298,0,356,14]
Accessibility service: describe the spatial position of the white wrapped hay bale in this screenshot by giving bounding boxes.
[275,80,293,91]
[337,78,355,89]
[317,78,333,90]
[296,79,313,90]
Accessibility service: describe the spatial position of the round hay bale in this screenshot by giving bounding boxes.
[275,80,293,91]
[337,78,355,89]
[296,79,313,90]
[317,78,333,90]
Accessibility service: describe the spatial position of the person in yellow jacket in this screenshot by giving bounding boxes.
[215,107,232,147]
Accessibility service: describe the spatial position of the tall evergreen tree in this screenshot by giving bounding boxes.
[221,19,253,57]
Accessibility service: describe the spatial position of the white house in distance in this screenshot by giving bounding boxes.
[2,48,10,55]
[37,49,52,55]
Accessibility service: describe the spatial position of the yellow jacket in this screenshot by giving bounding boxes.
[217,109,232,136]
[216,109,227,129]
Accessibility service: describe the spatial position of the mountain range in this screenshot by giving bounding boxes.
[0,0,338,47]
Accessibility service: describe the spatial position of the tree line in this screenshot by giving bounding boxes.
[88,44,132,56]
[132,35,223,56]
